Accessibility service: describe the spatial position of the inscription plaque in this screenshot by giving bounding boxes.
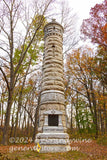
[48,115,58,126]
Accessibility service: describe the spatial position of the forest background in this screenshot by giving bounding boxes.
[0,0,107,152]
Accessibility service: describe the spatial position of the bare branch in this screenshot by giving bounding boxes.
[0,67,10,91]
[0,47,10,55]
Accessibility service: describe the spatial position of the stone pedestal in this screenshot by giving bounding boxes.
[35,19,71,152]
[35,133,71,153]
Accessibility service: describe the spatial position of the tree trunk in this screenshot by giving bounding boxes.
[2,90,13,145]
[93,105,98,138]
[27,115,30,136]
[75,92,80,131]
[32,94,40,142]
[22,111,26,132]
[1,103,3,127]
[10,115,14,137]
[97,108,101,132]
[19,111,22,129]
[0,103,1,126]
[101,111,104,135]
[70,103,73,130]
[90,77,98,138]
[103,86,107,132]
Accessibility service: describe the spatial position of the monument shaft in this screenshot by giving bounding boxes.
[36,19,71,153]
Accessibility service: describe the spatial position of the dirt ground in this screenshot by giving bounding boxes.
[0,140,107,160]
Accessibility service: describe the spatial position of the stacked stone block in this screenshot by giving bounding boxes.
[36,19,71,153]
[38,19,67,132]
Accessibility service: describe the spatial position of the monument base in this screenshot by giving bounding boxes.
[35,133,71,153]
[38,145,71,153]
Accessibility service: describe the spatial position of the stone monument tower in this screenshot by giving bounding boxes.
[36,19,71,152]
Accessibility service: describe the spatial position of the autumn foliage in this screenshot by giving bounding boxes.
[81,0,107,48]
[65,47,107,137]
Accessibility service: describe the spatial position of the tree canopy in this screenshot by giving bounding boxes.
[81,0,107,48]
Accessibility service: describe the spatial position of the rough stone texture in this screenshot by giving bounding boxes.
[40,90,65,104]
[36,19,71,152]
[35,133,71,152]
[38,145,71,153]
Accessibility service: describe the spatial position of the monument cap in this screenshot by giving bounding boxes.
[44,18,64,32]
